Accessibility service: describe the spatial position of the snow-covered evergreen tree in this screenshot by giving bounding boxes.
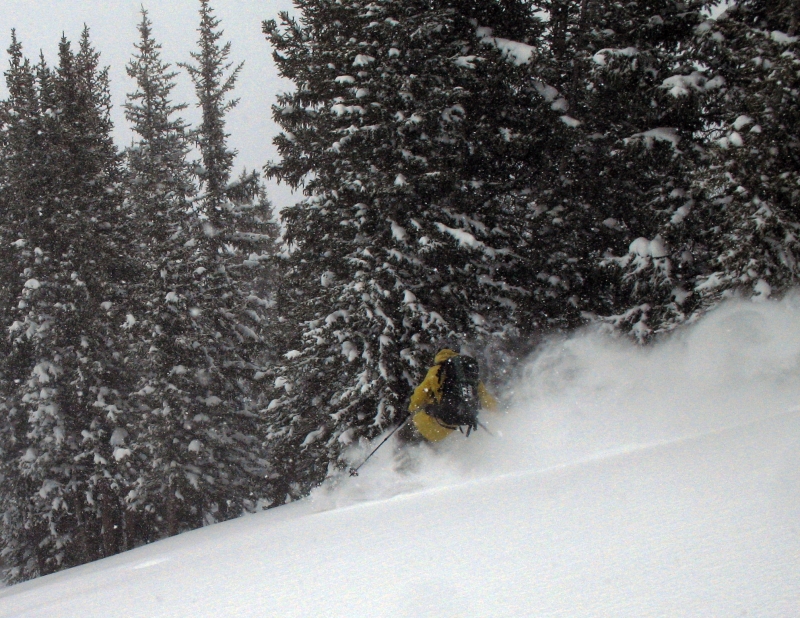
[121,8,203,541]
[0,33,35,332]
[0,29,136,581]
[525,1,706,340]
[0,31,46,584]
[124,10,195,225]
[684,1,800,310]
[587,2,706,339]
[592,1,800,336]
[181,0,246,215]
[263,0,551,500]
[125,2,276,536]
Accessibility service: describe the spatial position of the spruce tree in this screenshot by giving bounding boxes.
[521,1,705,340]
[263,0,549,500]
[0,32,46,584]
[598,1,800,334]
[0,29,135,581]
[181,0,246,215]
[0,33,36,328]
[685,1,800,311]
[589,2,706,339]
[125,1,275,535]
[121,8,204,540]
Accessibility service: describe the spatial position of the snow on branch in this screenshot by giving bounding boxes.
[592,47,639,66]
[453,55,479,69]
[625,128,680,149]
[476,27,535,66]
[435,222,498,257]
[771,31,798,45]
[661,72,725,97]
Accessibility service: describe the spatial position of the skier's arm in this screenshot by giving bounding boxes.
[478,382,498,412]
[408,366,441,414]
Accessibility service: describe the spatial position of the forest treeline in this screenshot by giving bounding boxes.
[0,0,798,582]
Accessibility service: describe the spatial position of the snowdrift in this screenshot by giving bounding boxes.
[2,297,800,616]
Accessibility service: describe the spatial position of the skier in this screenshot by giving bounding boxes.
[348,348,498,476]
[398,348,498,444]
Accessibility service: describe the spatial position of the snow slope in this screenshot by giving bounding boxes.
[2,297,800,617]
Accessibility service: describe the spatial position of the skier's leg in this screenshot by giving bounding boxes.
[396,416,424,446]
[394,416,425,472]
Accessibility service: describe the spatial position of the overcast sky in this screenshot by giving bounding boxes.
[0,0,298,209]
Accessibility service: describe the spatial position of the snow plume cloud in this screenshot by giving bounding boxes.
[316,294,800,507]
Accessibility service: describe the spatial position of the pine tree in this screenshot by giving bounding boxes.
[0,31,41,374]
[0,32,36,327]
[596,1,800,334]
[0,31,47,584]
[522,1,706,340]
[590,2,706,339]
[263,0,549,501]
[180,0,245,216]
[124,9,194,227]
[684,1,800,311]
[125,2,275,536]
[120,8,203,541]
[0,29,136,581]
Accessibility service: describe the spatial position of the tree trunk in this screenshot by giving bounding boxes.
[98,479,120,557]
[123,507,137,550]
[570,0,591,99]
[550,0,570,65]
[73,490,95,564]
[166,481,178,537]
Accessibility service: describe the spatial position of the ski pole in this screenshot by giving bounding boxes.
[349,413,410,477]
[477,420,494,436]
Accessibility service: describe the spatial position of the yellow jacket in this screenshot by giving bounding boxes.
[408,349,498,442]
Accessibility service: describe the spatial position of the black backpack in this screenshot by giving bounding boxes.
[430,355,481,432]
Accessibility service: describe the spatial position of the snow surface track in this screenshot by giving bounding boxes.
[2,297,800,616]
